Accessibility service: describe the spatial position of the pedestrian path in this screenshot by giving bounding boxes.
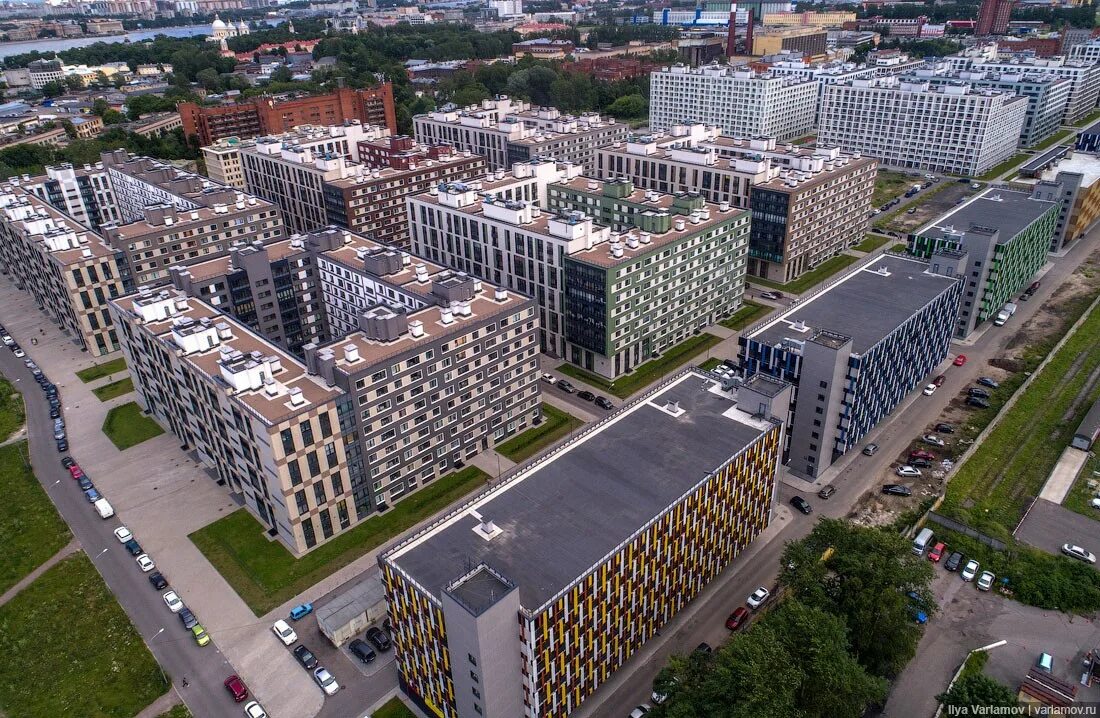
[133,689,182,718]
[0,538,80,609]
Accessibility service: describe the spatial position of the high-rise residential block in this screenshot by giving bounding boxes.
[1068,39,1100,66]
[649,64,819,142]
[381,368,788,718]
[908,187,1060,337]
[818,77,1027,175]
[1018,149,1100,251]
[413,96,629,173]
[739,254,963,479]
[976,0,1013,36]
[21,162,119,231]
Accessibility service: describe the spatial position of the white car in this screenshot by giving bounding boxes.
[896,465,922,478]
[961,559,979,581]
[12,347,24,358]
[977,571,995,591]
[243,702,268,718]
[922,434,945,447]
[540,373,556,385]
[163,590,184,613]
[922,383,937,395]
[1061,544,1097,563]
[1090,497,1100,510]
[272,619,297,646]
[313,667,339,696]
[651,689,667,705]
[113,526,133,543]
[136,554,155,572]
[747,586,771,609]
[1,335,12,346]
[629,706,651,718]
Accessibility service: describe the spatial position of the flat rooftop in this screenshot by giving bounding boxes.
[1040,152,1100,188]
[915,188,1057,245]
[384,370,778,610]
[172,237,309,282]
[748,254,958,354]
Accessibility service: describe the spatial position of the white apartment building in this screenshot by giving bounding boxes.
[1068,39,1100,66]
[413,97,628,173]
[649,63,819,142]
[818,77,1027,176]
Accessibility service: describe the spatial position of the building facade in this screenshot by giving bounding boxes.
[976,0,1013,36]
[818,77,1027,175]
[908,187,1059,337]
[739,254,963,478]
[21,162,119,231]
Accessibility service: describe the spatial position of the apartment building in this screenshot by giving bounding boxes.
[752,27,828,59]
[1068,39,1100,65]
[381,368,788,718]
[649,64,819,142]
[818,77,1027,176]
[908,187,1060,337]
[910,67,1072,147]
[21,162,119,231]
[168,237,328,355]
[110,290,352,554]
[739,254,963,478]
[0,184,125,356]
[179,85,398,146]
[413,97,628,173]
[201,137,247,189]
[945,49,1100,124]
[1018,150,1100,251]
[305,228,541,516]
[98,151,286,289]
[597,127,876,283]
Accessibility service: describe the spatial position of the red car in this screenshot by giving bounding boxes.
[953,355,967,367]
[224,675,248,703]
[726,606,750,630]
[68,465,84,479]
[909,450,935,461]
[928,542,946,562]
[932,375,947,387]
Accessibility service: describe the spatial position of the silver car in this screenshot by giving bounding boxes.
[1061,544,1096,564]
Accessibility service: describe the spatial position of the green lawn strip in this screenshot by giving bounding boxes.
[719,300,770,331]
[0,375,25,442]
[75,357,127,383]
[977,153,1030,182]
[0,441,71,595]
[940,302,1100,539]
[102,401,164,450]
[931,527,1100,614]
[698,358,722,371]
[872,170,915,206]
[372,698,417,718]
[0,553,169,718]
[190,466,490,615]
[749,254,860,294]
[1062,454,1100,520]
[1072,108,1100,128]
[1030,129,1073,152]
[156,706,192,718]
[852,234,889,254]
[92,377,134,402]
[890,243,909,253]
[556,333,722,399]
[791,134,817,145]
[495,403,583,463]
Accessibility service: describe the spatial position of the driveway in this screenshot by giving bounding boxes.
[1016,498,1100,566]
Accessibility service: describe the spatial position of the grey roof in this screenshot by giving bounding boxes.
[915,188,1057,246]
[1080,117,1100,136]
[748,254,957,355]
[385,370,776,611]
[446,565,516,616]
[1021,145,1070,174]
[316,574,386,636]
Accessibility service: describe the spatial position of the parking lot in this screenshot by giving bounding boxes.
[882,181,977,235]
[1016,499,1100,567]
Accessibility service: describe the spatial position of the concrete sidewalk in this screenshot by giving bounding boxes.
[1039,447,1090,504]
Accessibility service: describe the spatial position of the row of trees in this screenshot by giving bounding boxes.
[0,126,196,180]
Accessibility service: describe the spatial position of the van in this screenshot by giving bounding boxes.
[912,527,934,556]
[94,498,114,519]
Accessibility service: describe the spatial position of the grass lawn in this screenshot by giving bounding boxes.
[495,403,582,463]
[719,300,770,331]
[1072,108,1100,128]
[872,170,914,207]
[191,466,490,615]
[1030,128,1073,151]
[92,377,134,402]
[0,554,168,718]
[0,375,25,442]
[156,706,192,718]
[749,254,860,294]
[556,333,722,399]
[977,153,1030,181]
[372,698,416,718]
[102,401,164,450]
[941,301,1100,540]
[699,357,723,371]
[0,441,71,595]
[75,357,127,383]
[890,243,909,253]
[852,234,889,254]
[1062,454,1100,520]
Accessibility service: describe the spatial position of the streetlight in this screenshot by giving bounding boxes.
[94,547,108,559]
[150,628,169,689]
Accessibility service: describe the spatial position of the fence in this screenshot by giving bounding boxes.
[926,512,1006,550]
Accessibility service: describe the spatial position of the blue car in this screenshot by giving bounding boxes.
[84,488,101,502]
[289,603,313,621]
[907,591,928,624]
[77,476,94,491]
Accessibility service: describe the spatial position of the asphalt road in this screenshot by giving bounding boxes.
[576,227,1099,717]
[0,343,244,718]
[1016,498,1100,566]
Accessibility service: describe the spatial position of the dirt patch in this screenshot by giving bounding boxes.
[886,183,975,234]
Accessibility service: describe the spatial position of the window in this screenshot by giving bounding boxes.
[331,471,344,496]
[280,428,295,454]
[470,671,479,684]
[472,688,481,700]
[302,518,316,548]
[319,510,333,539]
[307,451,321,477]
[468,653,477,666]
[319,412,333,438]
[295,490,308,515]
[314,482,327,505]
[288,460,302,486]
[300,420,314,445]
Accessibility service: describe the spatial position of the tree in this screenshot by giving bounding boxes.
[63,74,84,91]
[102,109,125,125]
[91,98,111,117]
[605,93,646,119]
[452,82,491,107]
[60,118,77,138]
[269,65,294,84]
[196,67,223,92]
[937,673,1018,710]
[40,80,65,98]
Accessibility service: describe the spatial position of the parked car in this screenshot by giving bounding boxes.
[945,552,964,572]
[935,423,956,434]
[113,526,132,543]
[123,539,143,556]
[1027,280,1040,294]
[725,606,750,630]
[313,667,339,696]
[555,380,576,394]
[293,645,318,670]
[577,390,595,402]
[77,476,94,491]
[1061,544,1097,563]
[289,603,313,621]
[192,623,211,647]
[881,484,913,497]
[747,587,770,609]
[760,291,783,301]
[968,388,991,399]
[790,496,812,514]
[977,377,999,389]
[595,396,614,410]
[148,571,168,590]
[817,485,836,500]
[163,591,183,613]
[923,434,946,447]
[910,450,935,461]
[933,375,947,386]
[862,443,879,456]
[83,488,101,502]
[49,406,61,419]
[244,701,268,718]
[540,373,556,385]
[928,542,946,562]
[922,383,938,396]
[694,642,713,654]
[629,706,651,718]
[136,554,156,572]
[896,465,922,478]
[179,607,198,630]
[366,626,391,651]
[953,355,968,366]
[56,438,68,452]
[966,397,991,409]
[222,674,249,702]
[272,619,297,646]
[67,464,83,479]
[348,638,377,663]
[12,346,24,358]
[910,458,934,468]
[961,559,980,581]
[977,571,996,591]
